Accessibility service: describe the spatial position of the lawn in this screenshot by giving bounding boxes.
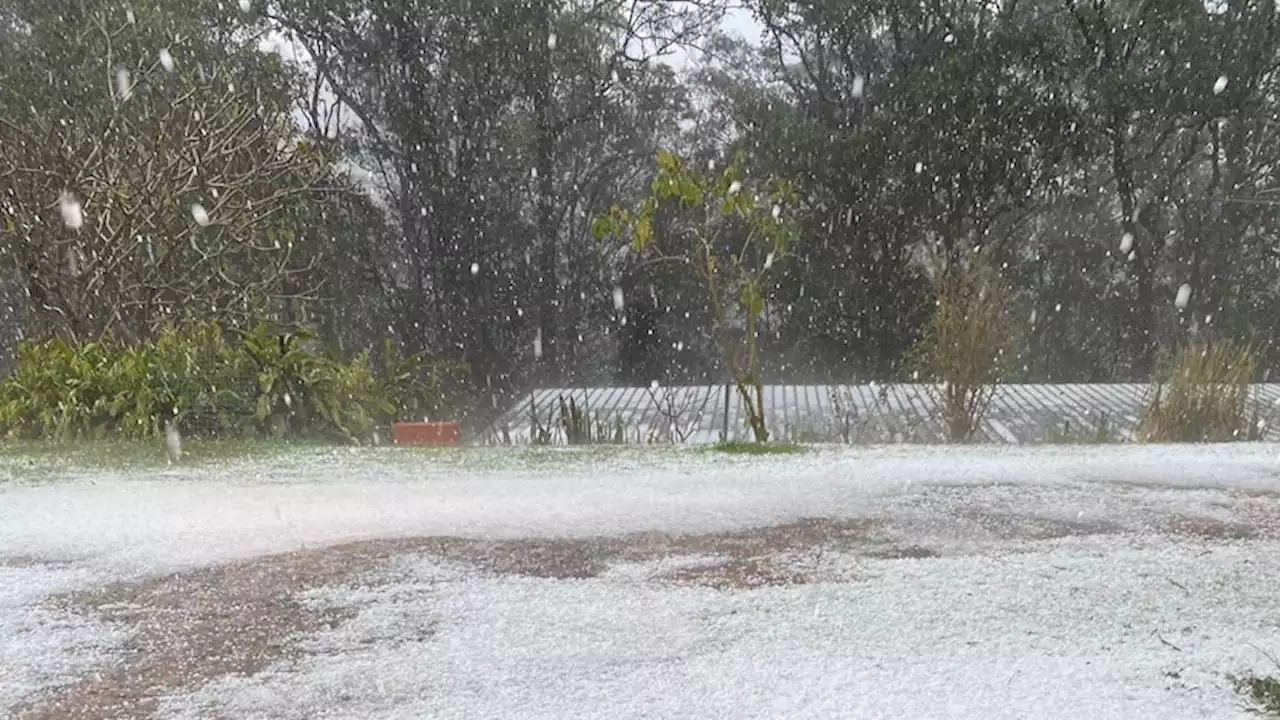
[3,443,1280,718]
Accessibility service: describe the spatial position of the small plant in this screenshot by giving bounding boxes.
[529,401,555,445]
[1231,654,1280,718]
[828,386,859,443]
[1137,339,1257,442]
[525,395,627,446]
[909,261,1018,443]
[594,150,800,443]
[783,419,827,444]
[1045,410,1118,444]
[709,441,806,455]
[558,395,592,445]
[827,382,907,444]
[1232,673,1280,716]
[645,384,709,444]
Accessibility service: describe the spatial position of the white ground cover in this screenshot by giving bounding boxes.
[3,443,1280,717]
[161,538,1280,720]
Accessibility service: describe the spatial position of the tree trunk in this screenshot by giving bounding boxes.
[1108,109,1156,376]
[533,18,559,383]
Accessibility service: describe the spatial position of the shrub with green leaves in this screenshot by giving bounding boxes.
[0,320,465,444]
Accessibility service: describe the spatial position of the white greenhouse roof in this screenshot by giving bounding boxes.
[481,383,1280,445]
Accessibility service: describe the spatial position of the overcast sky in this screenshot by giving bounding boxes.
[721,7,761,42]
[662,5,762,70]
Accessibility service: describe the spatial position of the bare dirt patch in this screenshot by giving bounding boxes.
[12,540,421,720]
[23,502,1239,719]
[1163,513,1258,540]
[411,518,916,590]
[9,517,910,718]
[958,509,1129,541]
[668,555,812,590]
[645,518,886,590]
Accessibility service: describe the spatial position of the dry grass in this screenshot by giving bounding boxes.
[912,263,1018,443]
[1137,340,1258,443]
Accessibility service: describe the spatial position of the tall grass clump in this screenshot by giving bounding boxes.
[1136,339,1257,442]
[526,395,627,446]
[910,262,1018,443]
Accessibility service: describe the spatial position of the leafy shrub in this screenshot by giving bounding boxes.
[376,338,467,425]
[0,320,464,443]
[910,262,1018,442]
[708,441,805,455]
[1137,339,1257,443]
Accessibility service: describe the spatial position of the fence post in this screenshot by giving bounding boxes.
[722,381,731,442]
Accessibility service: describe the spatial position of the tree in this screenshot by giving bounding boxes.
[688,0,1079,379]
[270,0,726,396]
[596,150,799,442]
[0,0,337,341]
[1050,0,1279,373]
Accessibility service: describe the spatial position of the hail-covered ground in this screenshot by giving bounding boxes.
[2,444,1280,719]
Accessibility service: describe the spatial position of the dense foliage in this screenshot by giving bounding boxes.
[0,321,463,443]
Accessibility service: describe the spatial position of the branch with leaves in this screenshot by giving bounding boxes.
[595,149,798,442]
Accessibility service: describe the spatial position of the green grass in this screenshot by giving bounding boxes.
[1231,671,1280,716]
[705,441,807,455]
[0,437,331,481]
[1230,649,1280,717]
[0,437,819,484]
[0,439,702,482]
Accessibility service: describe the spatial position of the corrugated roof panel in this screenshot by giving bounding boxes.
[481,383,1280,446]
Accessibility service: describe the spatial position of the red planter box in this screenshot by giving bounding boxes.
[392,421,461,446]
